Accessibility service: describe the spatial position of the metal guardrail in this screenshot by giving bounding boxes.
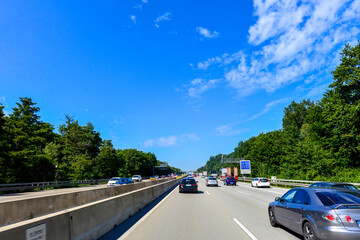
[0,179,110,192]
[239,177,360,188]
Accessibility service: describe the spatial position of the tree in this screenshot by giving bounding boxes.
[5,97,56,182]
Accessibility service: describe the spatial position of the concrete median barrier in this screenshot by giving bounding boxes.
[0,179,179,240]
[0,178,171,227]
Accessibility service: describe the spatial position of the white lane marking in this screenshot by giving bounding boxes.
[206,191,210,195]
[235,190,250,196]
[233,218,258,240]
[119,187,177,240]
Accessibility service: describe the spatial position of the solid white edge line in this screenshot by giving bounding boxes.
[118,186,177,240]
[233,218,258,240]
[206,191,210,195]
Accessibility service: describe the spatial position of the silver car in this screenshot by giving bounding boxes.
[206,176,218,187]
[269,187,360,240]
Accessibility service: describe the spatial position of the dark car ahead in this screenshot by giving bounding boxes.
[224,177,237,186]
[309,182,360,192]
[269,187,360,240]
[179,178,198,193]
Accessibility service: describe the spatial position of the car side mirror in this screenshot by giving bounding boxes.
[275,197,281,202]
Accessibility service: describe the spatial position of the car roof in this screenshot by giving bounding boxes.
[311,182,354,186]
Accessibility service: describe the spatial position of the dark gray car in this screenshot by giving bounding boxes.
[309,182,359,192]
[269,187,360,240]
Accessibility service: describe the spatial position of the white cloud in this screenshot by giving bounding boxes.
[130,15,136,24]
[154,12,171,28]
[196,27,220,38]
[143,133,199,148]
[186,78,219,99]
[195,51,245,70]
[215,124,249,136]
[220,0,360,97]
[246,98,289,121]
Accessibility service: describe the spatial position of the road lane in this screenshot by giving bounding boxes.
[203,178,302,240]
[103,177,302,240]
[119,182,251,240]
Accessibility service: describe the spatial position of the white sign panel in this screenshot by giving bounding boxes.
[26,223,46,240]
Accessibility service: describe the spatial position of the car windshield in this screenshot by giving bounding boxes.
[260,179,268,182]
[208,177,216,180]
[110,178,119,181]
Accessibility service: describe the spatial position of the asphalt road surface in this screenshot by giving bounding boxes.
[102,177,304,240]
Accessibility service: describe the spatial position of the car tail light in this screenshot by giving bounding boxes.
[344,215,353,222]
[324,214,335,221]
[180,184,184,186]
[192,184,197,186]
[258,180,261,183]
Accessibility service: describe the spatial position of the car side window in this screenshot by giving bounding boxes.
[311,183,319,187]
[293,190,311,205]
[282,190,297,203]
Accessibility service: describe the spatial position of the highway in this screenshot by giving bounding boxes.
[102,177,303,240]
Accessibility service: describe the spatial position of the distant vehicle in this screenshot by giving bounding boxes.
[179,178,198,193]
[155,175,159,179]
[107,177,121,186]
[193,174,197,177]
[210,170,217,177]
[206,176,218,187]
[112,178,134,186]
[220,168,227,180]
[224,177,237,186]
[201,175,205,178]
[202,171,207,177]
[251,178,270,188]
[131,175,142,182]
[161,175,165,178]
[150,176,156,181]
[269,187,360,239]
[309,182,359,192]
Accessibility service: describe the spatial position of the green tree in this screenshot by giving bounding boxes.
[6,97,56,182]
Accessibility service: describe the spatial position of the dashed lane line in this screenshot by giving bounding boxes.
[233,218,258,240]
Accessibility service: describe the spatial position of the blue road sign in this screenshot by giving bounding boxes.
[240,160,251,174]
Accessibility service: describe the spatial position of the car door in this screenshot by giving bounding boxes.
[287,189,311,234]
[275,189,297,228]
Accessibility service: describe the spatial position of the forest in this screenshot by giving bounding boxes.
[198,42,360,182]
[0,100,181,184]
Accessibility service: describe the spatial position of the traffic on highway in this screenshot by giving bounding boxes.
[100,174,360,240]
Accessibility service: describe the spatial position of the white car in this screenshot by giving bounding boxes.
[107,177,120,186]
[251,178,270,188]
[131,175,142,182]
[206,176,218,187]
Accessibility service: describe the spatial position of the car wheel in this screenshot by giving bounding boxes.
[256,184,258,188]
[303,222,318,240]
[268,207,278,227]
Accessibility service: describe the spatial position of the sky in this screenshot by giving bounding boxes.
[1,0,360,171]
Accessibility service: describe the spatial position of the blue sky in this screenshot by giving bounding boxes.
[1,0,360,171]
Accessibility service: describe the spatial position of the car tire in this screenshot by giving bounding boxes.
[256,184,258,188]
[269,207,278,227]
[303,222,318,240]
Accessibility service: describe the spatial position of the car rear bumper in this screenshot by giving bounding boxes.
[318,226,360,240]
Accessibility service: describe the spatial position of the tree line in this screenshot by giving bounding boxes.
[198,42,360,182]
[0,100,181,184]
